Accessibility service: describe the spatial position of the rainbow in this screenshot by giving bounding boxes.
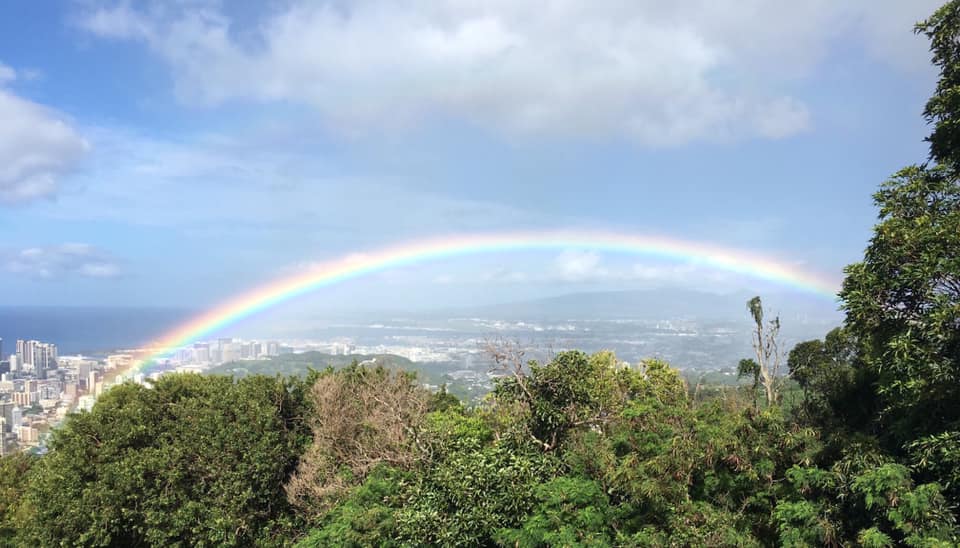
[121,230,840,377]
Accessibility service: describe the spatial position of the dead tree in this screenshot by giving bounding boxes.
[747,296,783,406]
[285,366,430,514]
[483,338,557,450]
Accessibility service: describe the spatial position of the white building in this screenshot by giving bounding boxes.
[77,395,96,412]
[16,340,58,372]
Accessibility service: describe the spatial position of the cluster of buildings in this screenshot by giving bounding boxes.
[167,338,450,367]
[8,339,58,378]
[0,331,456,454]
[0,338,134,454]
[168,338,286,366]
[0,335,294,453]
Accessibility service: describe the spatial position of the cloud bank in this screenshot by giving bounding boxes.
[0,62,89,204]
[5,243,121,279]
[76,0,940,145]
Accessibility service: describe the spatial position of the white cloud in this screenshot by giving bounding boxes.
[482,267,530,284]
[5,243,121,279]
[555,250,606,282]
[432,274,455,285]
[77,0,940,145]
[472,251,740,289]
[854,1,942,72]
[78,2,155,40]
[0,63,15,85]
[0,62,89,204]
[39,124,543,240]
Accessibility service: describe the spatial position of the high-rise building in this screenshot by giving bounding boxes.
[15,340,29,367]
[106,354,133,371]
[0,402,13,433]
[40,383,60,400]
[217,338,233,363]
[88,371,99,395]
[15,340,58,374]
[174,348,191,363]
[221,343,242,363]
[78,362,92,381]
[18,426,38,444]
[266,342,280,357]
[10,407,21,431]
[12,392,35,407]
[193,343,211,363]
[32,342,45,370]
[38,342,58,370]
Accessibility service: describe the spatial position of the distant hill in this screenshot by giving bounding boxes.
[433,288,842,324]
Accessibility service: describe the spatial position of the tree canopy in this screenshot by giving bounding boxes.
[16,374,311,547]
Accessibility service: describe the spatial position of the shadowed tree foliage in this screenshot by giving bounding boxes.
[841,165,960,442]
[0,453,33,545]
[786,327,880,436]
[17,374,311,547]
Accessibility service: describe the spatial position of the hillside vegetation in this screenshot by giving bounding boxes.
[2,2,960,546]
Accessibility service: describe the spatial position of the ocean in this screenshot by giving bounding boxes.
[0,307,196,356]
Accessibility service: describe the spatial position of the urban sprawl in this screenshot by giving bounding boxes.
[0,337,293,454]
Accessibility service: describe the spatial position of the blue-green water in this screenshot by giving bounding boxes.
[0,307,195,356]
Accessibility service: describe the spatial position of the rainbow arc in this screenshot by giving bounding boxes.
[122,230,840,377]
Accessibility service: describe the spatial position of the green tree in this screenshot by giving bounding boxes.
[919,1,960,167]
[394,437,559,546]
[851,464,956,546]
[836,0,960,504]
[786,328,879,434]
[18,374,310,547]
[295,466,405,548]
[737,358,761,410]
[490,347,644,452]
[841,165,960,440]
[0,453,33,546]
[496,477,614,547]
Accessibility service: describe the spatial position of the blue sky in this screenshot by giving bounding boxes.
[0,0,944,314]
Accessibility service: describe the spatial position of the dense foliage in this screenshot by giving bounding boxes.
[286,350,957,547]
[1,2,959,546]
[12,374,312,547]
